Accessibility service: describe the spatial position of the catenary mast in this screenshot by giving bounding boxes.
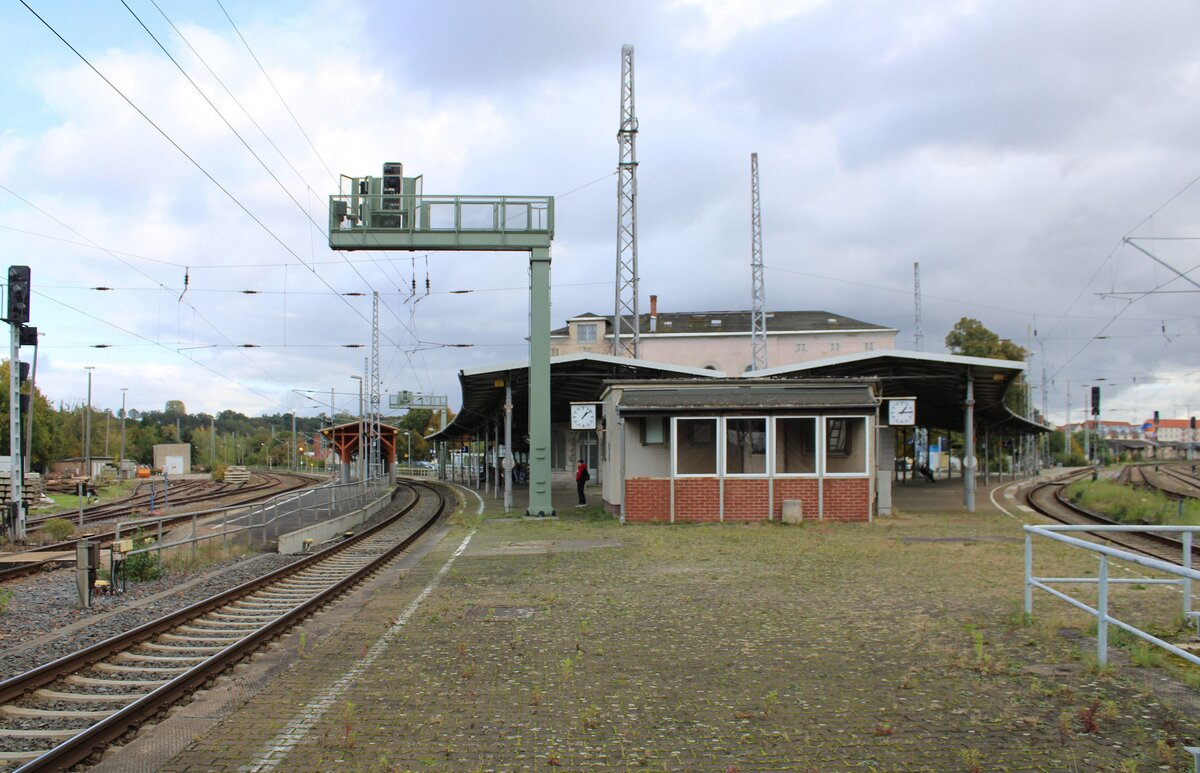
[750,153,767,371]
[613,44,640,358]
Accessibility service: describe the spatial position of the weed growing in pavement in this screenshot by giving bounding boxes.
[1129,643,1166,668]
[558,656,575,680]
[297,631,306,658]
[1077,698,1102,733]
[1057,711,1074,745]
[0,588,12,614]
[958,748,983,773]
[1117,761,1141,773]
[340,701,356,748]
[762,690,779,717]
[1099,700,1119,721]
[872,722,894,736]
[579,704,601,730]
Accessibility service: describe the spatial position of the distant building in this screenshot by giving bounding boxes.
[153,444,191,475]
[551,296,897,375]
[1058,420,1141,439]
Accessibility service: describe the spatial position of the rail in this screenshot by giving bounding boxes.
[111,477,392,576]
[1023,523,1199,667]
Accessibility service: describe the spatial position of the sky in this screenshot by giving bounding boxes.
[1,0,1199,428]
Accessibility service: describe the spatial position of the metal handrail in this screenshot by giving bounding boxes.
[1024,523,1198,667]
[112,477,391,570]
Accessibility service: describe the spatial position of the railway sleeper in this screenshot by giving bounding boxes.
[93,663,190,675]
[1,705,111,719]
[160,631,241,643]
[0,727,82,739]
[114,652,205,665]
[33,688,140,703]
[205,611,279,623]
[67,674,169,689]
[140,642,226,654]
[174,624,252,636]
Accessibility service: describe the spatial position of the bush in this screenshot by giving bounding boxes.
[211,463,227,482]
[41,518,76,542]
[122,533,163,581]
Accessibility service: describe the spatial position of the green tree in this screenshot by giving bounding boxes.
[0,360,62,470]
[944,318,1026,361]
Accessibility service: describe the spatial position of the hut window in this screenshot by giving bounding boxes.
[674,417,717,475]
[641,416,665,446]
[775,417,817,475]
[825,416,868,474]
[725,417,767,475]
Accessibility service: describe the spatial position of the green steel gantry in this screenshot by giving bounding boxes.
[328,163,557,516]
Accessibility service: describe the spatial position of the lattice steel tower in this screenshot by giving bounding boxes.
[913,261,924,351]
[614,44,640,358]
[370,290,382,475]
[750,152,767,370]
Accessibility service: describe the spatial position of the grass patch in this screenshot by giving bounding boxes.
[1063,478,1200,525]
[161,539,253,574]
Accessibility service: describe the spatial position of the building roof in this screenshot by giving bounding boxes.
[612,381,877,413]
[429,354,725,442]
[553,309,896,337]
[747,349,1042,434]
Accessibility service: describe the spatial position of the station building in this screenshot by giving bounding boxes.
[430,347,1041,523]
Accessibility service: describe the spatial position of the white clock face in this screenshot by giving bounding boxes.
[571,404,597,429]
[888,400,915,426]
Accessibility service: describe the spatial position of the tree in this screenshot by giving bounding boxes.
[944,318,1026,361]
[0,360,63,470]
[164,399,187,415]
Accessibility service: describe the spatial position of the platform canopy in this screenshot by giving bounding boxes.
[747,349,1044,434]
[319,420,401,463]
[429,353,725,444]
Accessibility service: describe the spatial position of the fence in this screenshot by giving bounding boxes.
[1023,524,1199,667]
[111,477,392,578]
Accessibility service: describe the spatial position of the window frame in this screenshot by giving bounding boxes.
[577,322,598,343]
[672,416,719,477]
[772,415,820,478]
[822,414,870,477]
[641,416,666,446]
[723,415,769,477]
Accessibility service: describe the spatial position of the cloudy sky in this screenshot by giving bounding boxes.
[1,0,1199,428]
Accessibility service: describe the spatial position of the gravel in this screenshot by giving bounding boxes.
[0,551,304,683]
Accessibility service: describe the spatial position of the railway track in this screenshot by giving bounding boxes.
[0,474,320,584]
[1024,470,1198,565]
[0,479,446,771]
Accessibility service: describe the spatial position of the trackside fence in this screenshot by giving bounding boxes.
[1023,524,1199,668]
[111,477,392,578]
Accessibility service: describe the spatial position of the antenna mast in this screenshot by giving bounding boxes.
[750,152,767,370]
[913,261,924,351]
[614,44,640,358]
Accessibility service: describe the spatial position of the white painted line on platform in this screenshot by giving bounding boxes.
[1017,505,1034,512]
[243,530,475,773]
[450,483,486,516]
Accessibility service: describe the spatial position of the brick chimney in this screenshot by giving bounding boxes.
[649,294,658,332]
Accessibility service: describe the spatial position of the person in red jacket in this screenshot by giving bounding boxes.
[575,459,590,506]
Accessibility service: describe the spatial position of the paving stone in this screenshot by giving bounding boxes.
[154,491,1199,772]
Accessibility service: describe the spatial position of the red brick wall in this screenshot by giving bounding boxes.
[624,478,669,523]
[673,478,720,521]
[624,476,871,523]
[773,478,820,520]
[822,477,871,522]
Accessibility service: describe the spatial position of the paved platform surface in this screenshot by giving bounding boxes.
[130,476,1198,771]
